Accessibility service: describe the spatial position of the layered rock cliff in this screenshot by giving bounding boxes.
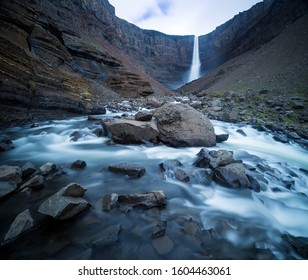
[198,0,308,75]
[1,0,307,126]
[0,0,193,126]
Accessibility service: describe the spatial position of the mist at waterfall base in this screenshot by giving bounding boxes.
[0,107,307,260]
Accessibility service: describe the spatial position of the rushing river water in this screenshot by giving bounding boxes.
[0,111,307,260]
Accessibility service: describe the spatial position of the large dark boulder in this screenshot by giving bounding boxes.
[213,163,252,188]
[154,103,216,147]
[101,118,159,144]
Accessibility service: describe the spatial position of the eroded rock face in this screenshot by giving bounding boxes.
[154,103,216,147]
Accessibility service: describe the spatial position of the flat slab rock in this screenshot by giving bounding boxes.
[108,163,146,178]
[118,191,167,209]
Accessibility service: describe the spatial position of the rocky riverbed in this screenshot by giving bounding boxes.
[0,101,307,260]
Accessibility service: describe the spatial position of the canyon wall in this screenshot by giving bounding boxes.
[198,0,308,74]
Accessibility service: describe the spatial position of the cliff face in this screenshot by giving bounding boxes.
[198,0,308,74]
[1,0,307,126]
[0,0,192,125]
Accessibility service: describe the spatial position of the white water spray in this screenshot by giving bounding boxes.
[188,36,201,82]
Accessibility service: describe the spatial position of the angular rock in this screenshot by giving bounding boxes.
[20,175,44,190]
[21,162,37,178]
[154,103,216,147]
[0,181,18,199]
[118,191,167,209]
[101,118,159,144]
[159,159,183,178]
[151,220,167,239]
[194,149,235,169]
[70,131,83,142]
[38,193,90,220]
[283,234,308,258]
[71,160,87,170]
[60,182,87,197]
[0,165,22,183]
[102,193,119,211]
[108,163,146,178]
[4,209,34,243]
[90,225,121,247]
[191,168,213,186]
[135,111,153,121]
[174,167,190,183]
[214,163,252,188]
[38,162,62,180]
[216,134,229,143]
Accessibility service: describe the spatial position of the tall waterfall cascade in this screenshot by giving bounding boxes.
[188,36,201,82]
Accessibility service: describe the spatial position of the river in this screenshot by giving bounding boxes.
[0,109,307,259]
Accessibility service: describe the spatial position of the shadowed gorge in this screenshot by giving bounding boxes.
[0,0,308,261]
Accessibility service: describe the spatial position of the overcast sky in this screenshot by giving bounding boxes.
[108,0,261,36]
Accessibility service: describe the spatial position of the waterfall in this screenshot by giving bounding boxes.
[188,35,201,82]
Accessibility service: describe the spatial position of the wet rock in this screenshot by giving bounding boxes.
[102,193,119,211]
[21,162,37,178]
[90,225,121,247]
[283,234,308,258]
[154,103,216,147]
[216,134,229,143]
[70,131,83,142]
[152,235,174,255]
[4,209,34,243]
[90,106,107,115]
[0,181,18,199]
[183,220,201,236]
[118,191,167,209]
[135,111,153,121]
[151,220,167,239]
[71,160,87,170]
[60,182,87,197]
[108,163,146,178]
[101,118,159,144]
[191,168,213,186]
[38,162,62,180]
[273,133,289,143]
[236,129,247,136]
[92,128,104,137]
[194,149,235,169]
[214,163,252,189]
[0,165,22,184]
[159,159,183,178]
[38,184,90,220]
[174,167,190,183]
[0,139,14,152]
[20,175,44,190]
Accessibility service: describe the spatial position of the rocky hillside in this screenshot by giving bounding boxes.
[179,3,308,140]
[0,0,191,126]
[1,0,307,128]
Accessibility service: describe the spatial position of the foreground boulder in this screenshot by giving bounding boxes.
[38,183,89,220]
[101,118,159,144]
[4,209,34,243]
[0,165,22,183]
[154,103,216,147]
[0,181,18,199]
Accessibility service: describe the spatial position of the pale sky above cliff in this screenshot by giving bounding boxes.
[109,0,261,35]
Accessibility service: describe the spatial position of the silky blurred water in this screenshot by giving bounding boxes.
[0,113,307,259]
